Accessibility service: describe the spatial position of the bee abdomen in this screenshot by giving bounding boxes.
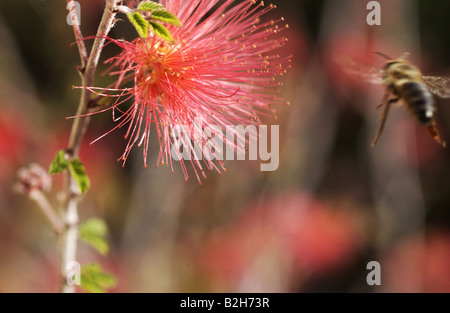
[399,81,435,124]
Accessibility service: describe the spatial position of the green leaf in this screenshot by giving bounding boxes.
[151,10,181,27]
[80,263,116,293]
[137,1,164,12]
[149,21,174,43]
[127,12,149,38]
[49,150,69,174]
[79,218,109,255]
[89,94,113,109]
[68,158,90,194]
[97,96,113,108]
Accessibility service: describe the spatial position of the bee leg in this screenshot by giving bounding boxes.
[376,91,391,110]
[371,97,399,147]
[426,119,446,147]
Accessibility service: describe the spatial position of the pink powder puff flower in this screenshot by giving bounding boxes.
[86,0,291,183]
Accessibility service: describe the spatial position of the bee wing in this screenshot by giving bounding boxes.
[335,56,384,85]
[423,76,450,98]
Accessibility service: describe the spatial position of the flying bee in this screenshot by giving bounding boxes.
[337,52,450,147]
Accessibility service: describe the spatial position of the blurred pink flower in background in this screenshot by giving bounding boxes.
[198,192,363,291]
[88,0,291,182]
[0,108,29,180]
[383,231,450,293]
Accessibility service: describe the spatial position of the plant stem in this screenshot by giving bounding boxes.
[67,0,87,69]
[60,0,119,293]
[29,189,63,234]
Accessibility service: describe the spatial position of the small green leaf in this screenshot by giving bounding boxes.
[80,218,109,255]
[97,96,113,108]
[137,1,164,12]
[127,12,149,38]
[49,150,69,174]
[89,95,113,109]
[68,158,90,193]
[151,10,181,27]
[149,21,174,43]
[80,263,116,293]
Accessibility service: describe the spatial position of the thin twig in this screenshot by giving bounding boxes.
[60,0,119,293]
[67,0,88,69]
[68,0,119,155]
[29,190,63,234]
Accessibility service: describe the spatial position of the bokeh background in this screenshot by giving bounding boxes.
[1,0,450,292]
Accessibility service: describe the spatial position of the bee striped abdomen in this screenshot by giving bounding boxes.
[399,81,435,124]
